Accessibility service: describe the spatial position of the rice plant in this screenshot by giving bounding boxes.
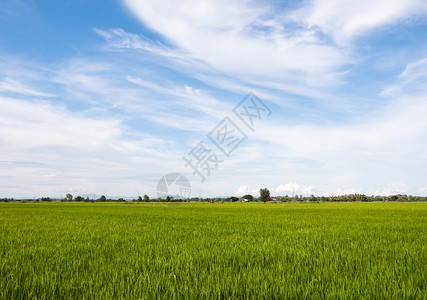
[0,202,425,299]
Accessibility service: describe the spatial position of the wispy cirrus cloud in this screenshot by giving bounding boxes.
[123,0,349,88]
[294,0,427,44]
[382,57,427,96]
[90,2,427,197]
[0,97,121,150]
[0,77,55,97]
[0,95,185,198]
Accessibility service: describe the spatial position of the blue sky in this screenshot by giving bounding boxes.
[1,0,427,198]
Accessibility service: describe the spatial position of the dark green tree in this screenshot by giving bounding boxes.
[144,194,150,202]
[66,193,73,202]
[242,194,254,201]
[259,188,271,203]
[356,194,368,202]
[99,195,106,202]
[137,196,143,202]
[227,196,239,202]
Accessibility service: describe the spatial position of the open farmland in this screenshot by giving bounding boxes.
[0,202,426,299]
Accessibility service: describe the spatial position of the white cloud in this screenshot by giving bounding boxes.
[295,0,427,44]
[326,188,363,196]
[382,57,427,96]
[252,95,427,161]
[0,97,121,149]
[370,182,411,196]
[0,77,54,97]
[0,96,185,198]
[418,187,427,195]
[123,0,348,88]
[50,57,227,134]
[234,185,261,196]
[275,183,314,195]
[300,186,315,195]
[94,28,186,59]
[275,182,300,193]
[234,185,249,196]
[399,58,427,82]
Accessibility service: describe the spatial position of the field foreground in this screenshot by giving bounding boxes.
[0,202,426,299]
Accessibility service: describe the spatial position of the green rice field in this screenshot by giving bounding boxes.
[0,202,426,299]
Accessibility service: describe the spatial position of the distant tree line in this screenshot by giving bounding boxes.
[268,194,427,202]
[1,192,427,203]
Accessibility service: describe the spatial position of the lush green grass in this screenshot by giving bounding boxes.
[0,202,426,299]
